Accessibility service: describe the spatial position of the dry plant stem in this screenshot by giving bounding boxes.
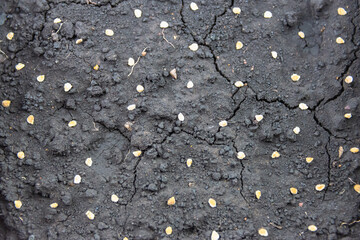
[128,47,148,77]
[162,29,175,48]
[55,23,63,34]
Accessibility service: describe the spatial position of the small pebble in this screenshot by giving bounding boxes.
[105,29,114,36]
[86,210,95,220]
[291,74,300,82]
[211,230,220,240]
[170,68,177,79]
[271,151,280,158]
[235,81,244,87]
[74,175,81,184]
[37,75,45,82]
[27,115,34,125]
[64,83,72,92]
[336,37,345,44]
[290,187,298,195]
[160,21,169,29]
[189,43,199,51]
[2,100,11,108]
[7,32,14,40]
[315,184,325,191]
[187,81,194,88]
[15,63,25,71]
[134,9,142,18]
[76,39,83,44]
[111,194,119,202]
[344,76,353,84]
[14,200,22,209]
[133,150,142,157]
[54,18,62,24]
[264,11,272,18]
[308,225,317,232]
[237,151,246,160]
[136,85,144,93]
[306,157,314,163]
[271,51,278,59]
[350,147,359,153]
[167,196,176,206]
[165,226,172,235]
[208,198,216,208]
[68,120,77,127]
[178,113,185,122]
[50,203,58,208]
[190,2,199,11]
[299,103,308,110]
[255,115,263,122]
[128,58,135,66]
[337,8,347,16]
[298,31,305,39]
[127,104,136,111]
[85,158,93,167]
[293,126,300,134]
[186,158,193,167]
[17,151,25,159]
[236,41,243,50]
[255,190,261,199]
[258,228,268,237]
[232,7,241,15]
[344,113,352,119]
[219,120,227,127]
[354,184,360,193]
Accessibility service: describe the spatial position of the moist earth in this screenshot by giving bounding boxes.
[0,0,359,239]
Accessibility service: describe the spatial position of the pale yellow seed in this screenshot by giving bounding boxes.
[111,194,119,202]
[17,151,25,159]
[15,63,25,71]
[264,11,272,18]
[186,158,193,167]
[306,157,314,163]
[86,210,95,220]
[232,7,241,15]
[293,126,300,134]
[236,41,243,50]
[315,184,325,191]
[337,8,347,16]
[127,104,136,111]
[37,75,45,82]
[187,81,194,88]
[308,225,317,232]
[68,120,77,127]
[160,21,169,29]
[190,2,199,11]
[255,115,264,122]
[208,198,216,207]
[133,150,142,157]
[235,81,244,88]
[344,76,353,84]
[74,175,81,184]
[344,113,352,119]
[298,31,305,39]
[299,103,308,110]
[255,190,261,199]
[2,100,11,108]
[167,196,176,206]
[53,18,62,24]
[50,203,58,208]
[271,151,280,158]
[219,120,228,127]
[258,228,268,237]
[290,187,298,195]
[354,184,360,193]
[350,147,359,153]
[189,43,199,51]
[237,151,246,160]
[128,58,135,66]
[336,37,345,44]
[93,64,99,71]
[165,226,172,235]
[7,32,14,40]
[134,9,142,18]
[136,85,144,93]
[291,74,300,82]
[178,113,185,122]
[27,115,34,125]
[76,39,83,44]
[170,68,177,79]
[339,146,344,158]
[85,157,93,167]
[123,238,129,240]
[211,230,220,240]
[64,83,72,92]
[14,200,22,209]
[271,51,278,59]
[105,29,114,36]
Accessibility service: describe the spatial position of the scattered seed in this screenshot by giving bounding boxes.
[170,68,177,79]
[308,225,317,232]
[133,150,142,157]
[93,64,99,70]
[7,32,14,40]
[336,37,345,44]
[54,18,62,24]
[339,146,344,158]
[271,51,278,59]
[50,203,58,208]
[64,83,72,92]
[271,151,280,158]
[315,184,325,191]
[27,115,34,125]
[165,226,172,235]
[337,8,347,16]
[128,58,135,66]
[141,50,147,56]
[344,76,353,84]
[178,113,185,122]
[15,63,25,71]
[264,11,272,18]
[17,151,25,159]
[291,74,300,82]
[85,158,93,166]
[189,43,199,51]
[255,115,264,122]
[37,75,45,82]
[124,122,133,131]
[290,187,298,195]
[236,41,243,50]
[123,238,128,240]
[208,198,216,207]
[111,194,119,202]
[105,29,114,36]
[187,81,194,88]
[190,2,199,11]
[293,126,300,134]
[237,151,246,160]
[232,7,241,15]
[186,158,193,167]
[299,103,308,110]
[76,39,83,44]
[211,230,220,240]
[167,196,176,205]
[255,190,261,199]
[306,157,314,163]
[234,81,244,88]
[134,9,142,18]
[2,100,11,108]
[14,200,22,209]
[136,85,144,93]
[74,175,81,184]
[258,228,268,237]
[127,104,136,111]
[298,31,305,39]
[344,113,352,119]
[68,120,77,127]
[160,21,169,29]
[86,210,95,220]
[219,120,228,127]
[354,184,360,193]
[350,147,359,153]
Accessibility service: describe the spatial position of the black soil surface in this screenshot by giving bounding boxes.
[0,0,360,239]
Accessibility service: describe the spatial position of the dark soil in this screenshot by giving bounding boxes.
[0,0,360,239]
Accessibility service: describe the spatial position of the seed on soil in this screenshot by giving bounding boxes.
[219,120,228,127]
[271,151,280,158]
[85,158,93,166]
[165,226,172,235]
[237,151,246,160]
[255,190,261,199]
[344,113,352,119]
[37,75,45,82]
[74,175,81,184]
[76,39,83,44]
[235,81,244,87]
[187,81,194,88]
[339,146,344,158]
[14,200,22,209]
[127,104,136,111]
[190,2,199,11]
[86,210,95,220]
[15,63,25,70]
[123,238,128,240]
[308,225,317,232]
[236,41,243,50]
[291,74,300,81]
[167,196,176,205]
[354,184,360,193]
[232,7,241,14]
[54,18,62,24]
[208,198,216,207]
[7,32,14,40]
[178,113,185,122]
[105,29,114,36]
[258,228,268,237]
[264,11,272,18]
[68,120,77,127]
[17,151,25,159]
[128,58,135,66]
[315,184,325,191]
[93,64,99,70]
[170,68,177,79]
[337,7,347,15]
[306,157,314,163]
[299,103,308,110]
[344,76,353,84]
[255,115,264,122]
[271,51,278,59]
[124,122,133,131]
[64,83,72,92]
[133,150,142,157]
[111,194,119,202]
[293,126,300,134]
[211,230,220,240]
[186,158,193,167]
[50,203,58,208]
[27,115,34,125]
[298,31,305,39]
[336,37,345,44]
[350,147,359,153]
[189,43,199,51]
[160,21,169,29]
[290,187,298,195]
[134,9,142,18]
[2,100,11,108]
[136,85,144,93]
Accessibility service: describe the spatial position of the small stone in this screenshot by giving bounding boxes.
[189,43,199,51]
[64,83,72,92]
[264,11,272,18]
[167,196,176,206]
[68,120,77,127]
[298,31,305,39]
[76,39,83,44]
[190,2,199,11]
[160,21,169,29]
[85,158,93,167]
[165,226,172,235]
[14,200,22,209]
[105,29,114,36]
[187,81,194,88]
[136,85,144,93]
[111,194,119,202]
[235,81,244,87]
[54,18,62,24]
[211,230,220,240]
[291,74,300,81]
[133,150,142,157]
[354,184,360,193]
[258,228,268,237]
[255,190,261,199]
[290,187,298,195]
[271,51,278,59]
[344,113,352,119]
[237,151,246,160]
[134,9,142,18]
[86,210,95,220]
[350,147,359,153]
[127,104,136,111]
[293,126,300,134]
[2,100,11,108]
[7,32,14,40]
[255,115,264,122]
[299,103,308,110]
[336,37,345,44]
[219,120,227,127]
[208,198,216,208]
[236,41,243,50]
[37,75,45,82]
[50,203,58,208]
[15,63,25,71]
[27,115,34,125]
[337,8,347,16]
[315,184,325,191]
[17,151,25,159]
[170,68,177,79]
[271,151,280,158]
[232,7,241,15]
[186,158,192,167]
[178,113,185,122]
[306,157,314,163]
[74,175,81,184]
[308,225,317,232]
[344,76,353,84]
[128,58,135,66]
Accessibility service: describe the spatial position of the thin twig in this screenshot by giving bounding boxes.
[162,29,175,48]
[55,23,63,34]
[348,178,356,185]
[0,49,8,59]
[340,219,360,226]
[123,150,131,162]
[128,47,148,77]
[269,222,283,229]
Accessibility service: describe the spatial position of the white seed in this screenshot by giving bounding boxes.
[336,37,345,44]
[187,81,194,88]
[105,29,114,36]
[14,200,22,209]
[258,228,268,236]
[170,68,177,79]
[189,43,199,51]
[76,39,83,44]
[7,32,14,40]
[264,11,272,18]
[293,126,300,134]
[64,83,72,92]
[308,225,317,232]
[237,151,246,160]
[236,41,243,50]
[27,115,34,125]
[291,74,300,82]
[315,184,325,191]
[15,63,25,71]
[271,51,278,59]
[136,85,144,93]
[111,194,119,202]
[344,113,352,119]
[86,210,95,220]
[208,198,216,208]
[337,7,347,16]
[255,115,263,122]
[37,75,45,82]
[211,230,220,240]
[298,31,305,39]
[299,103,308,110]
[74,175,81,184]
[178,113,185,122]
[85,158,93,167]
[68,120,77,127]
[219,120,228,127]
[128,58,135,66]
[17,151,25,159]
[134,9,142,18]
[234,81,244,88]
[190,2,199,11]
[54,18,62,24]
[186,158,193,167]
[50,203,58,208]
[133,150,142,157]
[232,7,241,15]
[127,104,136,111]
[160,21,169,29]
[271,151,280,158]
[344,76,353,84]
